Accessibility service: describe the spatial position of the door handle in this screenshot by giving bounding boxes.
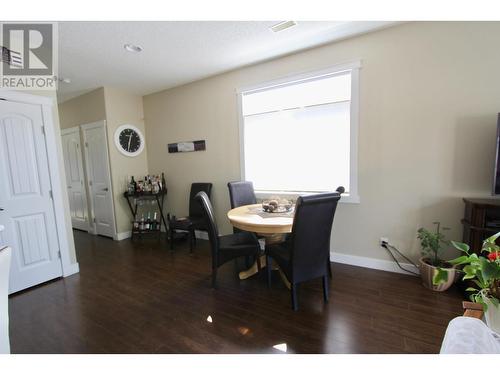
[68,186,72,189]
[103,188,109,191]
[0,208,4,211]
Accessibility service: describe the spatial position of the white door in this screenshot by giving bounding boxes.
[82,121,116,238]
[0,99,63,294]
[61,127,89,231]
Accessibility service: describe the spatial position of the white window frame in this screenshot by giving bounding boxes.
[236,60,361,204]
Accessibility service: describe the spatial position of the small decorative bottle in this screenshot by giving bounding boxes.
[140,214,145,230]
[129,176,136,194]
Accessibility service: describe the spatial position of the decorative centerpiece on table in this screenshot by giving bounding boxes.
[261,198,294,213]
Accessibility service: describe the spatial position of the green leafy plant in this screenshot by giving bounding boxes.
[439,232,500,311]
[417,222,450,267]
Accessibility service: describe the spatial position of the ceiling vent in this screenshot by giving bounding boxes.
[270,21,297,33]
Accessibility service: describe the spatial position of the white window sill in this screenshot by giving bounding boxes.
[255,191,360,204]
[339,194,360,204]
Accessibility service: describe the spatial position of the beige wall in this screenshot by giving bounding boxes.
[58,88,106,129]
[143,21,500,263]
[103,87,148,234]
[58,87,148,236]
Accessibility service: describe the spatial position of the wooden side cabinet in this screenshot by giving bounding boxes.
[462,198,500,254]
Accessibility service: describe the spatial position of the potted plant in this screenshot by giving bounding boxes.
[440,233,500,333]
[417,222,457,291]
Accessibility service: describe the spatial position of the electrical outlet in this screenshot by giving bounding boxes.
[380,237,389,246]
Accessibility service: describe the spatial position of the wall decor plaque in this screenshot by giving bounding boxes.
[168,140,206,153]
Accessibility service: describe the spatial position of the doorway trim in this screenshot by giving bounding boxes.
[0,89,79,277]
[81,120,118,239]
[61,126,90,232]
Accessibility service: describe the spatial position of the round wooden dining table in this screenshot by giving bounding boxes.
[227,203,294,283]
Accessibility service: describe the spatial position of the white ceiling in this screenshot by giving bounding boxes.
[58,21,397,102]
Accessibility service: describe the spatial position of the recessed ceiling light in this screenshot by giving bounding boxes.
[124,43,143,53]
[270,21,297,33]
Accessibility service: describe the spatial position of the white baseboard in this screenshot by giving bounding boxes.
[62,262,80,277]
[116,229,417,276]
[195,230,209,240]
[115,231,132,241]
[330,251,420,276]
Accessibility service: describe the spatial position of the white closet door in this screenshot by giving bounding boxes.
[61,127,89,231]
[0,100,63,294]
[81,121,116,238]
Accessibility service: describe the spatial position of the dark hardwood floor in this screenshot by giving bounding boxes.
[9,230,463,354]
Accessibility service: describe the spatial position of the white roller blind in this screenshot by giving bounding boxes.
[242,71,351,116]
[241,70,353,193]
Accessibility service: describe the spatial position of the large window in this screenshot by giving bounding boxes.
[238,62,360,202]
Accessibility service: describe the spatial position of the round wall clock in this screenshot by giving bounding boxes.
[114,124,145,157]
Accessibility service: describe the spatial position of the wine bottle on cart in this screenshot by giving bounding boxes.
[161,173,166,192]
[129,176,137,194]
[153,212,158,230]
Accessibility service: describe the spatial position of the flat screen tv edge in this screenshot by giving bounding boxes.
[493,113,500,195]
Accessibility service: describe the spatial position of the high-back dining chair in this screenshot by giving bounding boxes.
[327,186,345,278]
[265,192,341,311]
[0,246,11,354]
[188,183,213,218]
[168,182,213,252]
[195,191,261,288]
[227,180,256,235]
[227,181,259,267]
[227,181,257,209]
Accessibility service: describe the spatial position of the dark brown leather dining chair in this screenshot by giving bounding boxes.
[168,182,213,253]
[195,191,261,288]
[265,192,341,311]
